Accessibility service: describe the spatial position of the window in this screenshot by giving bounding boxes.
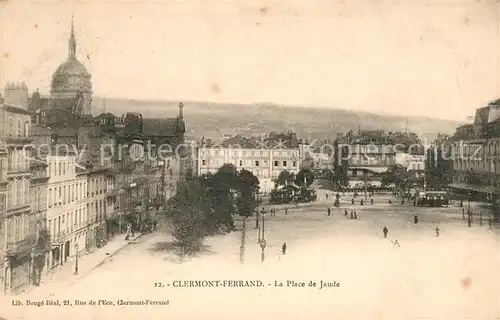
[16,180,21,206]
[63,186,66,204]
[202,160,206,166]
[293,161,297,167]
[274,161,279,166]
[255,160,260,167]
[15,216,20,241]
[239,160,243,166]
[17,120,21,137]
[23,214,28,237]
[283,161,287,166]
[8,118,13,136]
[24,121,29,137]
[59,163,62,175]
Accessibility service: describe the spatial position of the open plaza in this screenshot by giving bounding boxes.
[1,186,498,320]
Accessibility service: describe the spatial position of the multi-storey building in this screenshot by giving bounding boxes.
[45,150,81,270]
[198,147,301,192]
[197,132,303,192]
[29,158,49,281]
[344,143,396,188]
[449,99,500,221]
[86,168,107,247]
[0,83,36,294]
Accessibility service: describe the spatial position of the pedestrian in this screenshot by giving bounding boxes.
[460,200,463,207]
[462,207,465,220]
[371,198,374,205]
[350,210,354,219]
[388,199,392,204]
[360,199,364,206]
[414,215,419,224]
[285,207,288,215]
[344,208,348,216]
[282,242,287,255]
[326,193,329,200]
[354,211,358,219]
[435,226,440,237]
[383,226,388,238]
[327,207,331,216]
[401,199,405,205]
[351,199,355,205]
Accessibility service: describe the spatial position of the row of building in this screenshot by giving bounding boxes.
[0,18,188,294]
[449,99,500,215]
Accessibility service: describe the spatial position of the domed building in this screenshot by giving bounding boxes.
[50,17,92,114]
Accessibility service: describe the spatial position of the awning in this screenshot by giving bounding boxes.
[447,183,500,195]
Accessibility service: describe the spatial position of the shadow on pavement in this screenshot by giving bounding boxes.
[148,241,216,264]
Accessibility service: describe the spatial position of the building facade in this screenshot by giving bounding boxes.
[345,143,396,188]
[46,152,80,270]
[449,99,500,220]
[197,147,301,192]
[0,84,36,295]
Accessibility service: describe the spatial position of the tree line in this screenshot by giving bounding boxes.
[168,163,260,257]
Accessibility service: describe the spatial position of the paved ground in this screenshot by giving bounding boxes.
[1,190,499,320]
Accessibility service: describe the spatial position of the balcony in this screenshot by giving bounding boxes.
[6,233,37,255]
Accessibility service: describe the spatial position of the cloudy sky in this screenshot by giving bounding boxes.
[0,0,498,120]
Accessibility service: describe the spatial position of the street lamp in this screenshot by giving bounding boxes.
[29,248,35,285]
[468,191,472,227]
[260,238,267,263]
[74,243,79,275]
[261,208,265,240]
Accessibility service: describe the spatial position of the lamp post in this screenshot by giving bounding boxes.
[260,238,267,263]
[74,243,79,275]
[29,248,35,285]
[257,211,261,243]
[261,208,265,240]
[468,191,472,227]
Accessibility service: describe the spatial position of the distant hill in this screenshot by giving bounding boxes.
[92,97,460,143]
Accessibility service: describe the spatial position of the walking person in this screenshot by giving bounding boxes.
[327,207,331,216]
[435,226,440,237]
[371,198,374,205]
[344,208,348,216]
[285,206,288,215]
[326,193,329,200]
[282,242,287,255]
[354,211,358,219]
[383,226,388,238]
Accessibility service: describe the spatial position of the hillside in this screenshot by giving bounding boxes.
[92,97,459,142]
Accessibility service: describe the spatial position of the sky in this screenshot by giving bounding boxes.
[0,0,499,121]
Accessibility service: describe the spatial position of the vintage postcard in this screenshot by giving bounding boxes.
[0,0,499,319]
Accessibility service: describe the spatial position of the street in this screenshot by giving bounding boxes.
[1,190,499,320]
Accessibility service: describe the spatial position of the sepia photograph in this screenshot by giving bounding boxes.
[0,0,499,319]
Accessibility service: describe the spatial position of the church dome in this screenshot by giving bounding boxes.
[50,17,92,95]
[51,58,92,93]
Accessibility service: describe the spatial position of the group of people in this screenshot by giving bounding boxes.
[262,206,289,217]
